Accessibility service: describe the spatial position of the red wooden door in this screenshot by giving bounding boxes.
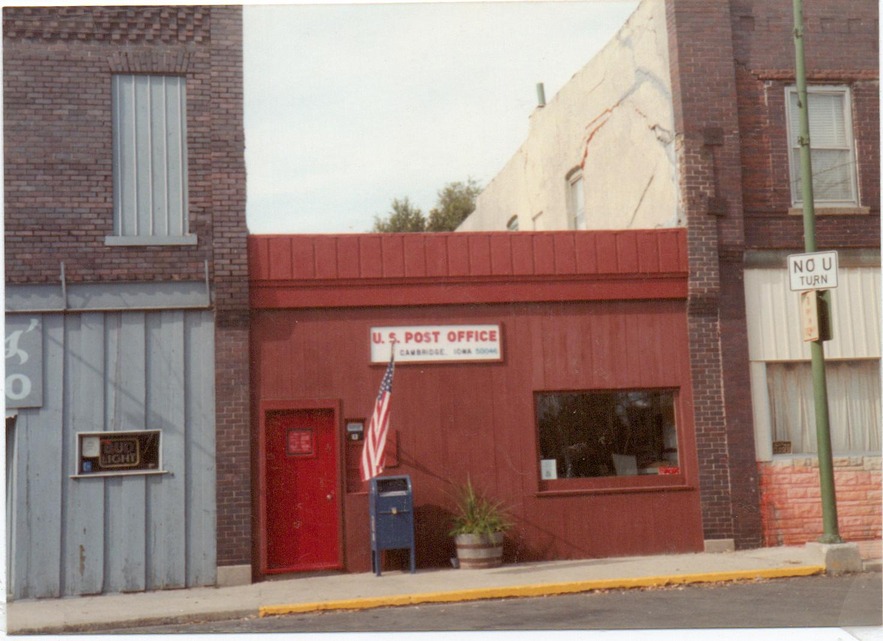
[265,408,340,573]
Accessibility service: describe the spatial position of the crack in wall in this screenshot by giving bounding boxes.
[627,174,655,228]
[579,67,674,169]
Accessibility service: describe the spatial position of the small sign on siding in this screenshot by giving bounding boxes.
[75,430,163,477]
[5,316,43,408]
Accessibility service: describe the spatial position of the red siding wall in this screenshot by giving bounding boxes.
[250,230,704,572]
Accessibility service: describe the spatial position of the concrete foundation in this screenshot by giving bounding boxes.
[804,541,863,575]
[704,539,736,553]
[217,564,252,587]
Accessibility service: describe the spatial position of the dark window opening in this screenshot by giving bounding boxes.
[536,390,679,480]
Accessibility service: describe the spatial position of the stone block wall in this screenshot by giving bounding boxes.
[759,457,882,546]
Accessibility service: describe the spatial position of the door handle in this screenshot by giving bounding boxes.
[326,493,333,500]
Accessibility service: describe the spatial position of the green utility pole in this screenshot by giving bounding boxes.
[792,0,842,544]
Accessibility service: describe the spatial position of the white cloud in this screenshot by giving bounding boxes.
[244,1,639,234]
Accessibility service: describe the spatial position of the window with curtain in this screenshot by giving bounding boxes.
[767,359,881,454]
[786,85,858,207]
[109,74,194,245]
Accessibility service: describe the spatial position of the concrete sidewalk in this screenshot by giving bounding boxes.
[6,541,881,634]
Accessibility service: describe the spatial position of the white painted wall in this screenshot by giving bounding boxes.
[744,265,881,461]
[744,267,881,362]
[459,0,680,232]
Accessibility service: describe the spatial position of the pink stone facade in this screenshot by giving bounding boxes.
[759,457,882,546]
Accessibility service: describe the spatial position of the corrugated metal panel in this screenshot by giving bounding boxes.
[744,267,881,361]
[7,309,216,599]
[7,314,65,598]
[63,312,106,596]
[248,229,689,283]
[184,311,217,587]
[104,312,147,593]
[249,230,689,310]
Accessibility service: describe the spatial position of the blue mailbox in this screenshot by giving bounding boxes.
[369,475,415,576]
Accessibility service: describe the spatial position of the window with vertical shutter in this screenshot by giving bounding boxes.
[108,74,195,245]
[786,86,858,207]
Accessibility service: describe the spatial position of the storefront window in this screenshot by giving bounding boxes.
[536,390,679,480]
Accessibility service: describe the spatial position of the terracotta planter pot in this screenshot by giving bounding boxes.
[454,532,504,569]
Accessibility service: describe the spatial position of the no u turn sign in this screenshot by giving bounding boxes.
[787,250,839,291]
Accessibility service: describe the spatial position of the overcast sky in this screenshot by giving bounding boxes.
[243,1,639,234]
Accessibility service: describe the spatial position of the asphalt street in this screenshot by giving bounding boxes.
[89,572,881,634]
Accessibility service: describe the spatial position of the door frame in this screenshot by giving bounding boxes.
[257,399,343,576]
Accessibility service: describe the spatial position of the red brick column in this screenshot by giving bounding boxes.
[209,7,252,569]
[665,0,763,547]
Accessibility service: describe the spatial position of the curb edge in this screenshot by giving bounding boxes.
[259,565,826,617]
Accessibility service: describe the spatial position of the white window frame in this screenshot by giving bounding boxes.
[785,85,859,208]
[567,169,586,230]
[751,358,881,461]
[107,74,196,246]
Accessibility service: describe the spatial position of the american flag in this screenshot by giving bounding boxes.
[360,350,395,482]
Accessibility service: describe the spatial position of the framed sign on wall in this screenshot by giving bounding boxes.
[74,430,165,478]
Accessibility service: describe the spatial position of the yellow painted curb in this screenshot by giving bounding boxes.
[259,565,825,617]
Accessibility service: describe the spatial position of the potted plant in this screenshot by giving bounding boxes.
[449,479,512,569]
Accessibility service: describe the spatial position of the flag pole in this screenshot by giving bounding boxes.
[360,337,397,482]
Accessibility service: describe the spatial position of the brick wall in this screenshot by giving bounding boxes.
[667,0,763,547]
[731,0,879,550]
[208,6,252,568]
[4,6,252,570]
[3,6,229,285]
[730,0,880,250]
[759,457,882,545]
[666,0,878,550]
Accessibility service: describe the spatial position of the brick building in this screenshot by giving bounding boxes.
[4,6,251,598]
[461,0,880,550]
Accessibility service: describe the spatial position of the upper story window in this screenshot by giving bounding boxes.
[107,74,195,246]
[786,86,858,208]
[567,169,586,230]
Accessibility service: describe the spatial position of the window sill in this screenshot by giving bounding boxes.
[788,206,870,216]
[536,476,692,496]
[769,452,881,461]
[71,469,169,479]
[105,235,198,246]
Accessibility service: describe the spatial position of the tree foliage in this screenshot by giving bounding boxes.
[427,179,482,232]
[372,197,426,233]
[372,179,481,233]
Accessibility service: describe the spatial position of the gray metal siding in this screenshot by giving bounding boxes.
[7,309,216,599]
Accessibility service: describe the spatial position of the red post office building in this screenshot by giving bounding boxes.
[249,228,703,575]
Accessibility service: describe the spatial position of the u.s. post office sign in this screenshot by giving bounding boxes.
[370,325,502,363]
